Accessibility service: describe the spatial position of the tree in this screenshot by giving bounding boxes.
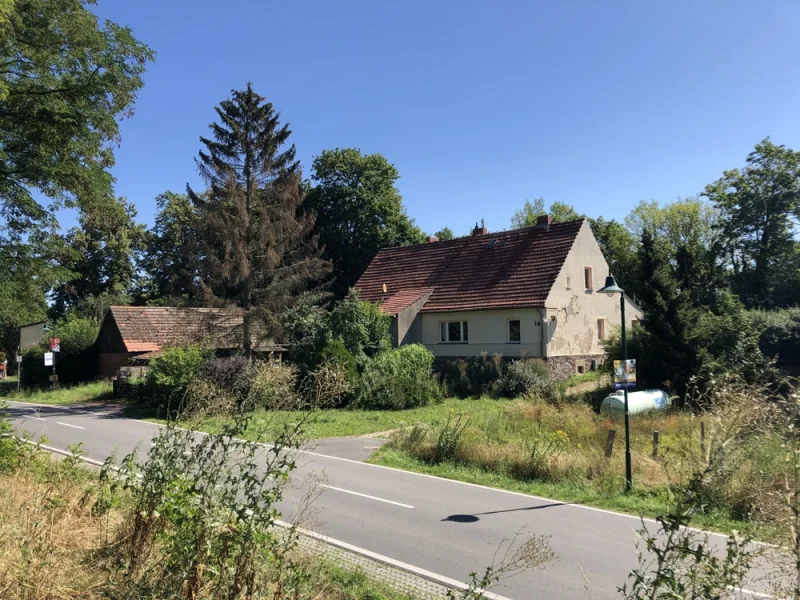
[52,197,146,314]
[304,148,424,298]
[188,84,329,354]
[588,217,639,290]
[434,227,455,241]
[625,198,718,256]
[328,289,391,369]
[510,198,582,229]
[703,138,800,309]
[139,191,202,303]
[0,0,153,242]
[0,239,50,354]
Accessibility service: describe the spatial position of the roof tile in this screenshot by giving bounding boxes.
[354,220,584,312]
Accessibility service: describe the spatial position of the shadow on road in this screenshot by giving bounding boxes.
[442,502,566,523]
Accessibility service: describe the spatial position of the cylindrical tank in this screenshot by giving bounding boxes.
[600,389,670,416]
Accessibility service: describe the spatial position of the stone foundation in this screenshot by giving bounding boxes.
[546,354,605,382]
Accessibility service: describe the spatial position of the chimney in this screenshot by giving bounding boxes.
[426,235,439,243]
[472,218,488,236]
[535,214,552,229]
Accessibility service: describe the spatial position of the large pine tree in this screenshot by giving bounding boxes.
[188,84,329,353]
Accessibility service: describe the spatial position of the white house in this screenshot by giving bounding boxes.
[353,216,642,380]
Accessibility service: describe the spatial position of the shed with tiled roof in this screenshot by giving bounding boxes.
[96,306,284,377]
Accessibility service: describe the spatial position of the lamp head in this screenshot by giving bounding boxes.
[598,274,624,297]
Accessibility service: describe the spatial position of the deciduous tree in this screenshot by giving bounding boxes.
[304,148,424,298]
[511,198,582,228]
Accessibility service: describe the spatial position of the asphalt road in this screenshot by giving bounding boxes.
[5,400,776,600]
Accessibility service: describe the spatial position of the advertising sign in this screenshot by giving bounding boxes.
[49,337,61,353]
[613,359,637,390]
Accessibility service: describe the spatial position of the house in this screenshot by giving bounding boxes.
[95,306,285,377]
[353,216,642,380]
[19,321,48,351]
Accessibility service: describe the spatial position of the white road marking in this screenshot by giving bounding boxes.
[364,446,381,449]
[55,421,85,430]
[25,415,46,421]
[320,484,414,508]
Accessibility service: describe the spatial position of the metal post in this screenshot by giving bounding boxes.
[621,292,633,492]
[17,353,21,393]
[51,324,56,391]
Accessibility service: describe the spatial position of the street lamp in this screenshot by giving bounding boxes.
[598,261,633,493]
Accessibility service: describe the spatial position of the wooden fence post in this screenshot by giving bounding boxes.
[652,431,660,458]
[605,429,617,458]
[700,421,706,461]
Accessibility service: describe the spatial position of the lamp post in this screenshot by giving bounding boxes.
[598,260,633,493]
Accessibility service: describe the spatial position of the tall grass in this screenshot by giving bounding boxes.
[1,380,112,404]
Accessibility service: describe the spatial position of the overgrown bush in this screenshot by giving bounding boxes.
[436,353,504,397]
[318,339,359,404]
[145,345,212,407]
[281,294,331,371]
[329,289,391,369]
[493,359,562,402]
[246,359,298,410]
[19,316,100,387]
[355,344,441,410]
[199,355,252,400]
[748,307,800,365]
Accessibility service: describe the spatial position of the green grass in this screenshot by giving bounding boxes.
[1,380,113,405]
[370,447,750,536]
[563,370,603,387]
[151,397,506,440]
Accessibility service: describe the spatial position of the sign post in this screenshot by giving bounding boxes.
[16,354,21,393]
[48,337,60,390]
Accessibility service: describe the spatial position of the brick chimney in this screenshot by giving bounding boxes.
[472,218,488,236]
[426,235,439,243]
[535,214,552,229]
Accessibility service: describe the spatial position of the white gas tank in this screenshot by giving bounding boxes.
[600,389,670,416]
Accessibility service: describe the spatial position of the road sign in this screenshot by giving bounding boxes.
[44,352,54,366]
[49,337,61,352]
[16,354,22,363]
[49,374,58,382]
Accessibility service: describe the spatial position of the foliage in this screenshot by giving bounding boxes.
[52,197,146,314]
[328,289,391,369]
[188,83,330,354]
[304,148,424,298]
[748,307,800,364]
[624,197,718,255]
[246,359,299,411]
[588,216,639,289]
[199,355,252,400]
[18,316,99,386]
[510,198,583,228]
[493,359,558,401]
[704,137,800,309]
[318,339,359,400]
[281,293,331,371]
[0,0,153,241]
[434,226,455,240]
[138,191,202,302]
[436,353,504,398]
[145,345,211,407]
[434,414,469,463]
[355,344,441,410]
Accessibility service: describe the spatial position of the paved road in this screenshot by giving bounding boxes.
[5,401,773,600]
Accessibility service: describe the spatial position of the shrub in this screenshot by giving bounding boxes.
[436,353,504,398]
[494,359,560,401]
[281,294,331,371]
[329,289,391,369]
[199,355,252,400]
[355,344,441,410]
[145,345,212,407]
[246,359,298,410]
[19,316,100,387]
[748,307,800,365]
[434,414,469,463]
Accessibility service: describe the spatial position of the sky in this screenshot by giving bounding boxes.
[84,0,800,236]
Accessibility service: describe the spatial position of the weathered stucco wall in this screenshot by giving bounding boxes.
[394,291,433,346]
[416,308,544,357]
[544,220,642,357]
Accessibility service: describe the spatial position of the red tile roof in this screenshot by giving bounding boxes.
[376,288,434,316]
[354,220,584,312]
[106,306,284,354]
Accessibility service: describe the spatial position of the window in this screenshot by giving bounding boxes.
[566,275,572,289]
[584,267,593,291]
[440,321,468,342]
[508,319,521,343]
[597,318,606,341]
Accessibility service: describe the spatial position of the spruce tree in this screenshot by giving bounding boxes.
[188,84,329,353]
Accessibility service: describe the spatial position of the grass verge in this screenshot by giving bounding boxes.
[1,380,113,405]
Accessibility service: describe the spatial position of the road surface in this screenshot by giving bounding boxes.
[4,401,775,600]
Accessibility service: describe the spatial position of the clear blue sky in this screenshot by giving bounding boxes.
[88,0,800,236]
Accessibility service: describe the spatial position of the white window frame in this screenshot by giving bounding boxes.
[440,320,468,343]
[508,319,521,343]
[584,267,593,292]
